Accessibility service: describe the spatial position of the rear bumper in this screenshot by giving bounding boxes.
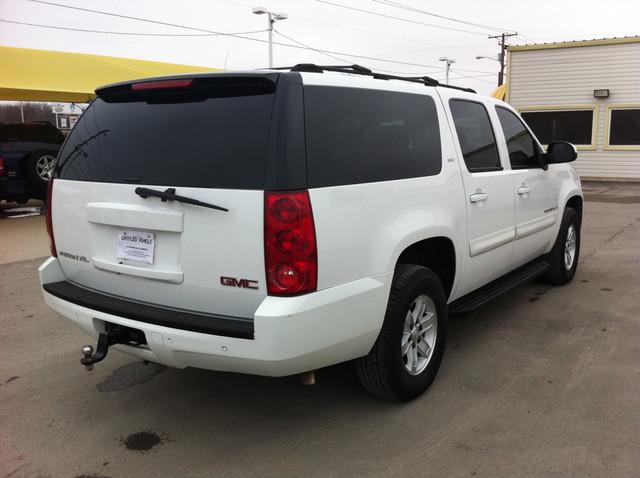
[39,257,392,376]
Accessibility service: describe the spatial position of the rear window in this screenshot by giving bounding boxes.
[304,86,442,187]
[0,124,64,143]
[56,78,277,189]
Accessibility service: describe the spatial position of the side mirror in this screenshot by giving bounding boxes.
[546,141,577,164]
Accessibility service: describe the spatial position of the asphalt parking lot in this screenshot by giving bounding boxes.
[1,182,639,478]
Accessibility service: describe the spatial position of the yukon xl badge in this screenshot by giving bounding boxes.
[220,276,259,290]
[59,251,90,263]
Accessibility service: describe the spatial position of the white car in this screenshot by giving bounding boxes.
[39,65,582,401]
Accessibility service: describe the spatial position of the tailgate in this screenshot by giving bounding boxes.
[49,73,305,319]
[52,180,265,318]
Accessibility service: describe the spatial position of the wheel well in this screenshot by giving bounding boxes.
[396,237,456,300]
[566,196,583,224]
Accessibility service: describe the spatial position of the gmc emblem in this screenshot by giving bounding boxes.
[220,276,259,290]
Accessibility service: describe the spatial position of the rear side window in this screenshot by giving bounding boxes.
[495,106,539,169]
[56,79,276,189]
[449,100,501,172]
[304,86,442,187]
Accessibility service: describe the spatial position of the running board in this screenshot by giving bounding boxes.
[448,258,549,314]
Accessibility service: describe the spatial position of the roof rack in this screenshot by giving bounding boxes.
[272,64,476,94]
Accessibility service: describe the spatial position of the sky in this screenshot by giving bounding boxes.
[1,0,639,94]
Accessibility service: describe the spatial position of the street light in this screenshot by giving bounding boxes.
[475,55,500,62]
[252,6,288,68]
[476,53,504,86]
[438,57,456,85]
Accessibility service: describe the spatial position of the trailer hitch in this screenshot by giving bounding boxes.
[80,324,147,371]
[81,332,110,371]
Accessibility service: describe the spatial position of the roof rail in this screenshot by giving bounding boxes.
[272,64,476,93]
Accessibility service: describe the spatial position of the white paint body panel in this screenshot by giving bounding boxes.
[41,72,582,376]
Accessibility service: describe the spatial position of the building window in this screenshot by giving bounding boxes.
[608,108,640,147]
[520,109,594,146]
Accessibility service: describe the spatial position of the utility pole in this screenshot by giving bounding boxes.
[438,57,456,85]
[488,32,518,86]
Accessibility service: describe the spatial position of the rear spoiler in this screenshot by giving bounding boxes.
[96,73,279,103]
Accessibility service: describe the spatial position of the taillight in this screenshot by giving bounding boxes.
[265,191,317,296]
[46,179,57,257]
[0,156,5,176]
[131,79,193,91]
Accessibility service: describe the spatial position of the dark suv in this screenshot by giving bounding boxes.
[0,122,64,203]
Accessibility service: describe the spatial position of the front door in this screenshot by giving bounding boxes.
[494,106,560,266]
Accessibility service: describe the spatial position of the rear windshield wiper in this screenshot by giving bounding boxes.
[135,187,229,212]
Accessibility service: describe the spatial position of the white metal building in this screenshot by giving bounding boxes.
[506,37,640,181]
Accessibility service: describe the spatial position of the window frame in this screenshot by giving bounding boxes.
[495,105,543,170]
[604,104,640,151]
[448,98,504,173]
[516,105,598,151]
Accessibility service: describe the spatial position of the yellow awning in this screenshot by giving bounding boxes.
[1,45,220,103]
[490,83,507,101]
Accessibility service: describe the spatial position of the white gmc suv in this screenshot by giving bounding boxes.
[39,65,582,401]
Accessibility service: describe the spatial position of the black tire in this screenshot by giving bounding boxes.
[24,150,56,199]
[544,207,580,285]
[356,264,448,401]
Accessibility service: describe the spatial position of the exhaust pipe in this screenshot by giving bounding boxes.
[300,371,316,386]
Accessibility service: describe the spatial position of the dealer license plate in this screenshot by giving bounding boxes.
[117,230,155,265]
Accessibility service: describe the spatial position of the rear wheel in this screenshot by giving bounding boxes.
[356,264,447,401]
[24,150,56,199]
[544,207,580,285]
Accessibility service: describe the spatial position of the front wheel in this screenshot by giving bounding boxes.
[356,265,447,401]
[544,207,580,285]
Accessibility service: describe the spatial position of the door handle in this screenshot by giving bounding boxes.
[517,185,531,197]
[469,192,489,203]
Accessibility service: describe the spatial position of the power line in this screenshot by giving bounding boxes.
[23,1,447,71]
[273,29,440,77]
[316,0,489,36]
[215,0,450,47]
[27,0,498,75]
[516,33,537,44]
[373,0,514,33]
[0,18,266,37]
[273,29,350,64]
[448,71,497,84]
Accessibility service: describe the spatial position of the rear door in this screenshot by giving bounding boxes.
[51,74,304,319]
[442,94,516,295]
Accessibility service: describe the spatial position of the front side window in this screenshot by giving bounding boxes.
[496,107,539,169]
[520,109,593,146]
[449,100,501,172]
[609,108,640,146]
